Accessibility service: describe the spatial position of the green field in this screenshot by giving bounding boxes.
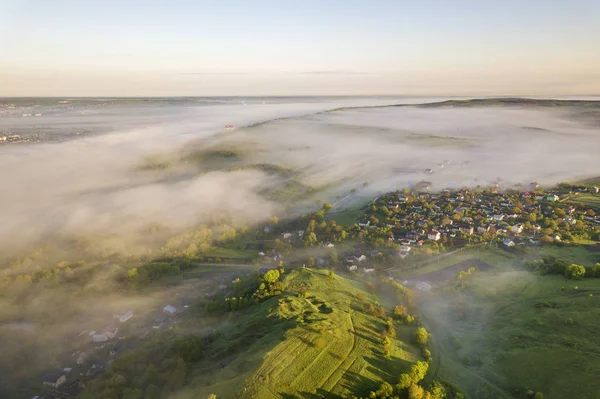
[391,246,518,279]
[567,193,600,208]
[534,245,600,267]
[179,269,423,399]
[411,247,600,399]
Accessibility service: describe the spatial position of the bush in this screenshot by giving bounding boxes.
[415,327,429,346]
[565,264,586,280]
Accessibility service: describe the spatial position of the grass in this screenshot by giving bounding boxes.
[201,246,257,260]
[180,269,423,399]
[534,245,600,267]
[566,193,600,208]
[393,246,517,279]
[328,207,365,226]
[413,250,600,399]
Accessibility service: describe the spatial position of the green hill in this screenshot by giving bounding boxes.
[78,269,427,399]
[237,269,422,399]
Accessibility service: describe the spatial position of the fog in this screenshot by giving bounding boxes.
[2,98,600,254]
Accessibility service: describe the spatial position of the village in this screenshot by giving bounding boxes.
[351,182,600,260]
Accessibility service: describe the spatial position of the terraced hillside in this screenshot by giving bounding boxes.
[238,269,423,399]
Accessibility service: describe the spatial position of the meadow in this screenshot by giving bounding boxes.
[410,246,600,399]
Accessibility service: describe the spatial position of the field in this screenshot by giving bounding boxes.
[409,246,600,399]
[391,246,517,279]
[534,245,600,267]
[567,193,600,208]
[180,269,423,399]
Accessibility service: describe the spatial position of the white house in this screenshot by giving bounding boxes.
[326,243,335,248]
[92,333,108,343]
[511,224,523,234]
[550,234,561,241]
[503,239,515,247]
[42,372,67,388]
[114,311,133,323]
[347,265,358,272]
[416,282,432,292]
[163,305,177,314]
[427,230,441,241]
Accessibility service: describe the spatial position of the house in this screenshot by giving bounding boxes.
[590,186,599,194]
[114,311,133,323]
[459,226,474,235]
[416,180,432,190]
[282,232,292,240]
[492,214,505,221]
[427,230,441,241]
[326,243,335,248]
[477,226,490,233]
[264,226,271,233]
[550,234,561,241]
[503,239,515,247]
[103,325,119,339]
[347,265,358,272]
[511,224,523,234]
[530,182,540,190]
[163,305,177,315]
[77,351,89,365]
[564,216,576,225]
[399,245,411,253]
[363,268,376,273]
[92,333,108,343]
[415,282,432,292]
[370,250,382,257]
[43,372,67,388]
[547,194,559,202]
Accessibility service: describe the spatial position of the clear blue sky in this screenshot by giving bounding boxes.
[1,0,599,96]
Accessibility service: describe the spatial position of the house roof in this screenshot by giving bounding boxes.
[43,372,65,383]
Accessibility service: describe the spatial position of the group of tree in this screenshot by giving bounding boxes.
[524,256,600,280]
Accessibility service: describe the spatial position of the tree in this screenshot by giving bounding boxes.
[307,257,315,267]
[409,361,429,383]
[208,395,217,399]
[534,393,544,399]
[263,269,280,283]
[408,384,425,399]
[127,268,138,279]
[565,264,585,280]
[305,232,318,246]
[393,305,408,319]
[322,202,333,212]
[415,327,430,347]
[397,373,413,389]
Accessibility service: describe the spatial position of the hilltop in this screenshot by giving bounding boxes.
[77,268,450,399]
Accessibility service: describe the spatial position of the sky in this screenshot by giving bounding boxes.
[1,0,599,96]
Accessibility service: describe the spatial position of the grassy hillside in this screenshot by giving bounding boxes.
[411,247,600,399]
[172,269,424,399]
[239,269,422,399]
